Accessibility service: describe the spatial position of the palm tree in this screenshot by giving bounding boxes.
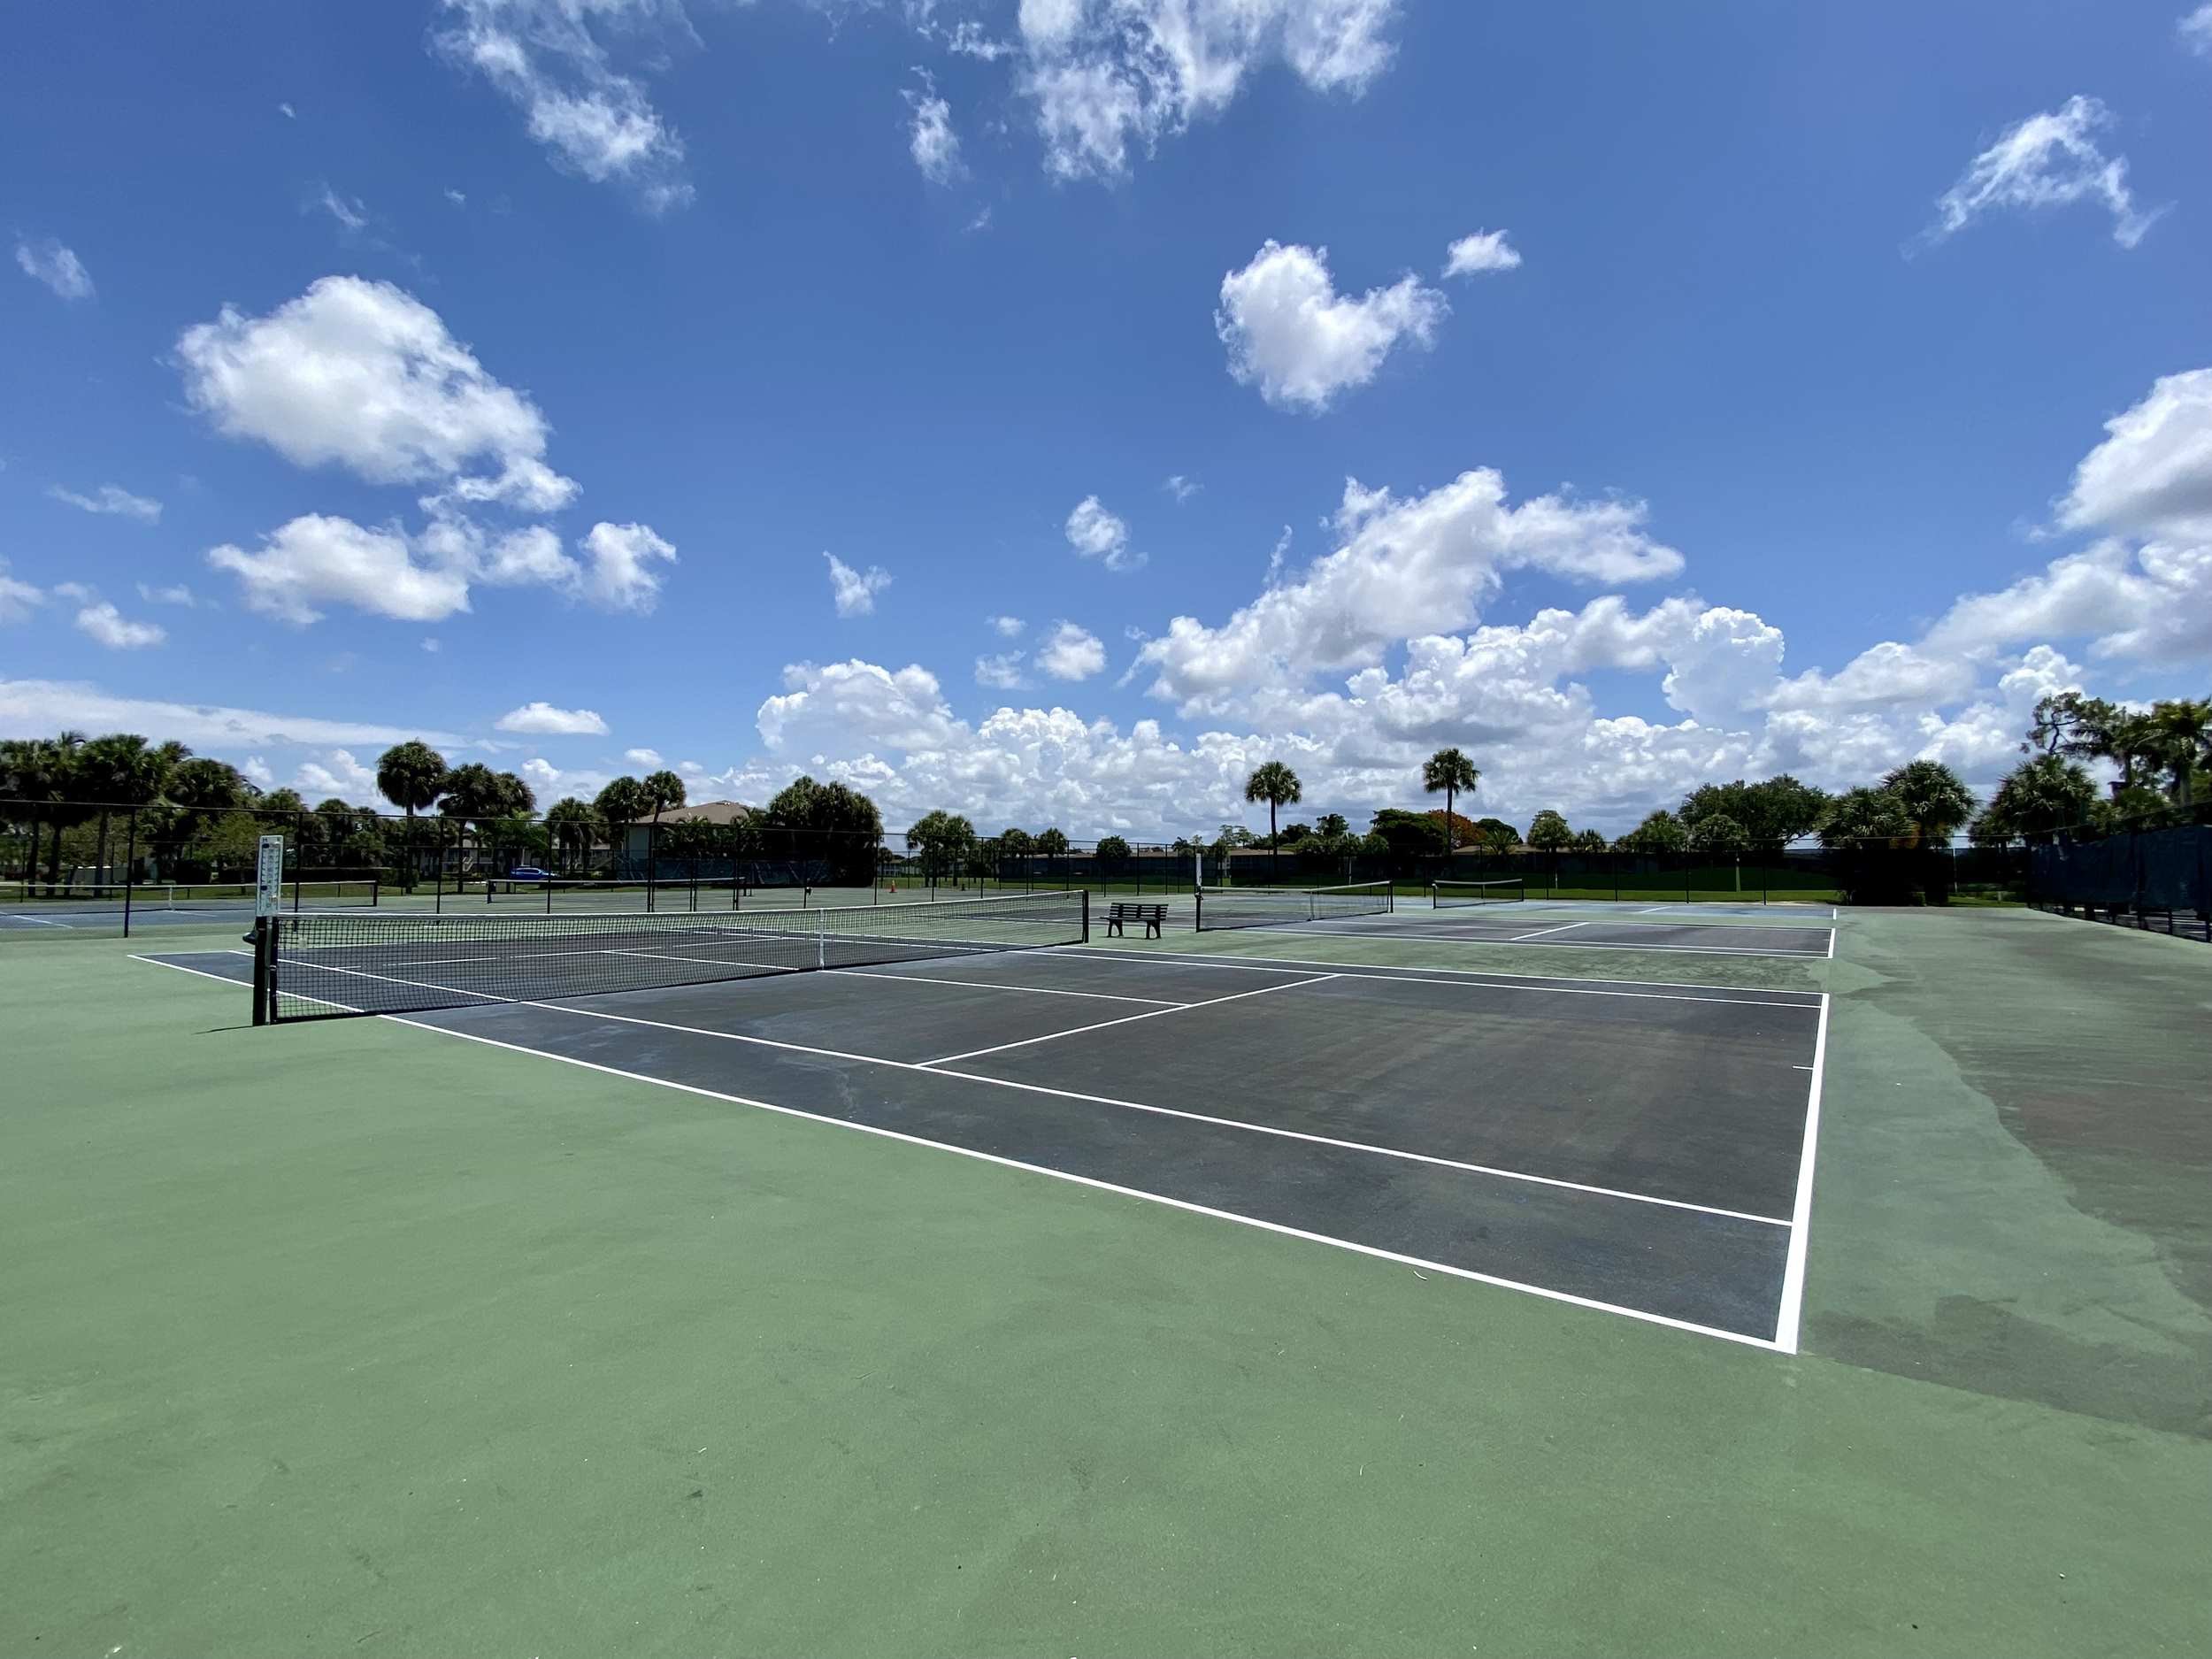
[376,741,448,891]
[543,798,596,875]
[594,777,649,877]
[1817,787,1911,849]
[1879,760,1977,847]
[2144,698,2212,812]
[1242,760,1302,881]
[62,732,173,884]
[641,770,686,881]
[1977,754,2098,843]
[1036,826,1070,890]
[1421,749,1480,855]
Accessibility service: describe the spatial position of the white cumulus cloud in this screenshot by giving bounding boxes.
[497,701,610,735]
[1036,621,1107,680]
[623,747,664,767]
[177,276,579,507]
[1217,241,1447,412]
[1064,495,1146,572]
[825,551,893,617]
[1443,230,1521,277]
[73,602,165,650]
[209,515,474,626]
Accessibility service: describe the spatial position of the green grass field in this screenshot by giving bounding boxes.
[3,906,2205,1655]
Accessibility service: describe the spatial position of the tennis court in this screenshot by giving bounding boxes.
[1288,912,1837,957]
[1194,881,1836,958]
[139,891,1827,1348]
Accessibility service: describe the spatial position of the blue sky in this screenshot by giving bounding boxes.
[4,0,2209,837]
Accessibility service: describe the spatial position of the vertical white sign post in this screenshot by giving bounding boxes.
[251,833,285,1025]
[255,835,286,919]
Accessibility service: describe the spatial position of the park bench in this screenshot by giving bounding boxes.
[1104,901,1166,939]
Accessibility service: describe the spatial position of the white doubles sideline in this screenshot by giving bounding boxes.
[132,940,1828,1352]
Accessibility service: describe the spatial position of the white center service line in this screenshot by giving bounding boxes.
[916,974,1339,1067]
[1509,921,1590,941]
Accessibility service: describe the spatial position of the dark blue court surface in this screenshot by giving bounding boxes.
[138,943,1828,1348]
[1283,912,1837,956]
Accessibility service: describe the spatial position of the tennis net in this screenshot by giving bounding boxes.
[1431,877,1525,908]
[260,889,1088,1021]
[1193,880,1393,933]
[479,876,741,912]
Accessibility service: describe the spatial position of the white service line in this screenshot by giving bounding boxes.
[917,974,1337,1067]
[1509,921,1590,941]
[380,1014,1785,1352]
[1071,946,1824,1010]
[1770,994,1831,1355]
[2,912,73,927]
[410,995,1790,1226]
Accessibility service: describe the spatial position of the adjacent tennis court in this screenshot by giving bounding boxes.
[139,890,1827,1348]
[1191,879,1835,957]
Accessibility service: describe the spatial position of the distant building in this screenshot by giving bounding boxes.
[620,800,754,863]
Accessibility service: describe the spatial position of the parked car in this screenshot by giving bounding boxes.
[507,866,551,882]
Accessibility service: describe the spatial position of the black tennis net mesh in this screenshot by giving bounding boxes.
[1193,880,1393,932]
[261,891,1088,1021]
[1431,877,1526,908]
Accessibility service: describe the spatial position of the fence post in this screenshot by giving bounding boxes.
[122,808,137,939]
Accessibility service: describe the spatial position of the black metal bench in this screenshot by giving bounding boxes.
[1105,902,1166,939]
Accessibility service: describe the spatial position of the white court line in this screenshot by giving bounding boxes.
[1509,921,1590,941]
[918,975,1335,1067]
[2,912,73,928]
[1069,946,1824,1010]
[462,995,1789,1227]
[381,1014,1785,1352]
[1826,927,1837,960]
[1770,995,1831,1355]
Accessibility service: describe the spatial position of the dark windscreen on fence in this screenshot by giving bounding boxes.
[2030,826,2208,917]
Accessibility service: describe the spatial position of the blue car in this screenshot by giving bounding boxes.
[507,866,551,882]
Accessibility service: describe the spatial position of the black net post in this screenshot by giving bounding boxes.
[1080,887,1091,942]
[250,918,271,1026]
[434,819,446,912]
[292,812,304,912]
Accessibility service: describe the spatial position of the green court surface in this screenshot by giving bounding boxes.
[3,907,2206,1655]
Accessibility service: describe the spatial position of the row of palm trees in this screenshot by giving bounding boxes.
[373,741,694,880]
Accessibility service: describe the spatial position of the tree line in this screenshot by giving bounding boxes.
[0,732,885,887]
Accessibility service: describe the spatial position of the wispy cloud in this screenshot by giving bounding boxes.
[14,237,94,301]
[1924,96,2161,250]
[49,483,161,523]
